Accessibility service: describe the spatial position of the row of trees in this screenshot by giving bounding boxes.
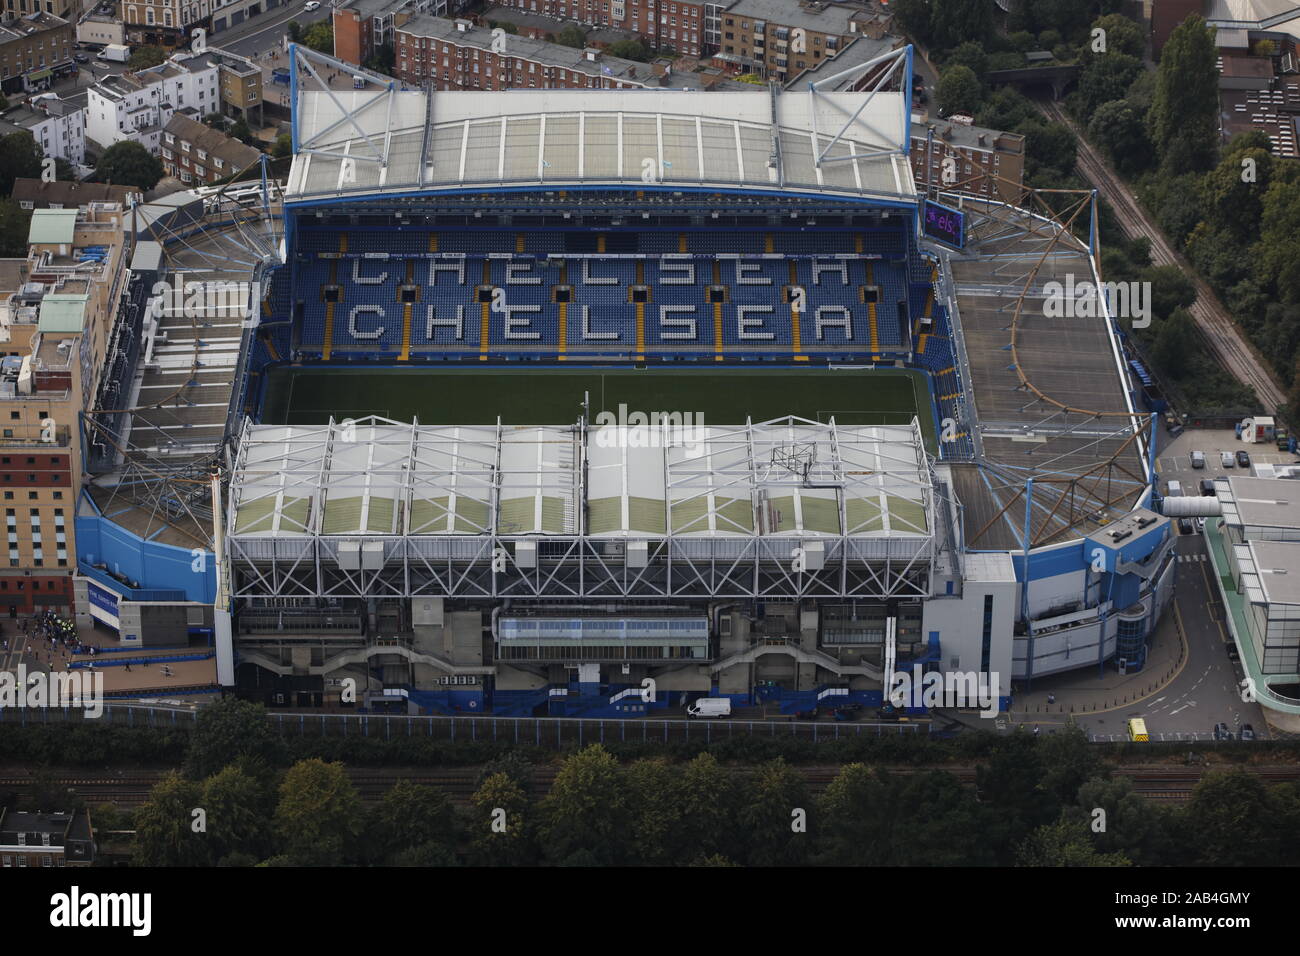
[124,733,1300,867]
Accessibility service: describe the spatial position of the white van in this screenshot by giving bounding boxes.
[686,697,732,718]
[1167,479,1182,497]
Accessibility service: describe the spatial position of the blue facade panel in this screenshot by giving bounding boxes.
[77,514,216,604]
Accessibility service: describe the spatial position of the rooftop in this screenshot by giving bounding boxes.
[37,294,87,335]
[229,416,933,541]
[1242,539,1300,605]
[0,10,69,43]
[785,32,901,91]
[10,178,140,209]
[724,0,868,34]
[286,82,914,202]
[163,111,263,171]
[28,209,78,245]
[1221,475,1300,530]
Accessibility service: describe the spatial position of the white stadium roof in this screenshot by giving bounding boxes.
[228,416,933,542]
[285,48,915,204]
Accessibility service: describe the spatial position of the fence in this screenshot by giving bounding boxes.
[0,703,925,747]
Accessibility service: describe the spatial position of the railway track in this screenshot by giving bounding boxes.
[1033,97,1285,411]
[3,765,1295,807]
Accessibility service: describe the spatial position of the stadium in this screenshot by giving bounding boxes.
[89,44,1176,717]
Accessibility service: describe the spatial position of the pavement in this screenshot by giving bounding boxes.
[985,424,1277,743]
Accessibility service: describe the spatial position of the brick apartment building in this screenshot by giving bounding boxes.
[715,0,888,82]
[0,809,95,868]
[0,205,130,618]
[0,11,74,96]
[161,111,262,185]
[394,14,738,89]
[333,0,465,67]
[485,0,720,57]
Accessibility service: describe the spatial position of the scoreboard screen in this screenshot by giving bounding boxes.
[922,200,965,248]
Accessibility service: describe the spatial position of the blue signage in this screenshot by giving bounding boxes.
[922,199,965,248]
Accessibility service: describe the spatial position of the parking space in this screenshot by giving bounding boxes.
[1156,427,1299,495]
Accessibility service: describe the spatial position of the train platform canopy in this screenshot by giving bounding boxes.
[228,416,933,543]
[285,82,915,205]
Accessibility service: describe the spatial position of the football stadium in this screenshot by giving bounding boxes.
[83,44,1176,717]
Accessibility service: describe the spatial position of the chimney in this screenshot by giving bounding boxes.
[942,126,952,140]
[977,133,986,146]
[585,47,599,61]
[629,65,636,77]
[455,18,470,32]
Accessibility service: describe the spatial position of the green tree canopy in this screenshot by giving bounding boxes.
[133,772,209,866]
[365,781,458,865]
[555,24,586,49]
[128,45,167,70]
[1147,14,1219,174]
[184,696,286,779]
[469,771,537,866]
[0,130,43,195]
[274,759,364,866]
[936,64,982,117]
[302,21,334,54]
[94,140,164,191]
[605,39,650,62]
[538,744,630,865]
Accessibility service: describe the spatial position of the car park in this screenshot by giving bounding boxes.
[1237,450,1251,468]
[1190,450,1206,469]
[1221,451,1235,468]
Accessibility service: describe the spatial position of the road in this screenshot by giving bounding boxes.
[207,2,332,60]
[1035,97,1286,412]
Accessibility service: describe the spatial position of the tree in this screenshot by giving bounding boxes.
[133,772,210,866]
[928,0,993,51]
[1144,264,1198,320]
[272,134,292,158]
[302,21,333,55]
[1036,727,1106,805]
[1088,99,1151,175]
[364,42,395,76]
[0,200,32,258]
[184,697,285,779]
[468,771,536,866]
[537,744,630,865]
[1086,13,1145,58]
[274,759,363,866]
[128,45,167,71]
[735,73,765,85]
[203,112,229,132]
[605,39,650,62]
[936,65,981,117]
[287,20,303,44]
[736,758,810,867]
[944,41,988,80]
[230,117,254,146]
[1074,53,1142,122]
[1147,15,1219,174]
[555,24,586,49]
[1016,818,1131,866]
[1147,307,1197,375]
[815,763,892,865]
[1178,771,1283,865]
[0,130,43,195]
[94,140,164,191]
[202,763,274,865]
[670,752,740,863]
[365,781,457,865]
[1069,776,1175,866]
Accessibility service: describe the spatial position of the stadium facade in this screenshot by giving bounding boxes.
[77,44,1183,718]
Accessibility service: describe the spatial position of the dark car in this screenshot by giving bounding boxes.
[1200,478,1217,496]
[73,53,89,63]
[1227,643,1240,663]
[832,704,862,721]
[876,703,903,721]
[794,706,819,721]
[1241,724,1256,741]
[1178,518,1194,535]
[1214,721,1233,740]
[1237,450,1252,468]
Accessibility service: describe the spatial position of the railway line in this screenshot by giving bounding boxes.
[1034,97,1286,411]
[2,764,1296,807]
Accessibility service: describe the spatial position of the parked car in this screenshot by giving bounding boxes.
[1201,478,1217,496]
[876,703,903,721]
[1237,450,1251,468]
[1227,643,1240,663]
[1177,518,1194,535]
[73,53,89,63]
[304,0,320,8]
[1221,451,1235,468]
[1195,517,1206,533]
[1241,723,1255,741]
[1214,722,1233,740]
[1190,450,1206,469]
[832,704,862,721]
[686,697,731,718]
[794,706,819,720]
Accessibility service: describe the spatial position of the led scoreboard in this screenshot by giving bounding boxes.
[922,199,965,249]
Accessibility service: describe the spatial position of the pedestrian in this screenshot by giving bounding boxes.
[124,662,130,672]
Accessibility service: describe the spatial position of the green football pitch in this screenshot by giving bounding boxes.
[260,366,937,453]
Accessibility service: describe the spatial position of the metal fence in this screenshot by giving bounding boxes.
[0,703,924,747]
